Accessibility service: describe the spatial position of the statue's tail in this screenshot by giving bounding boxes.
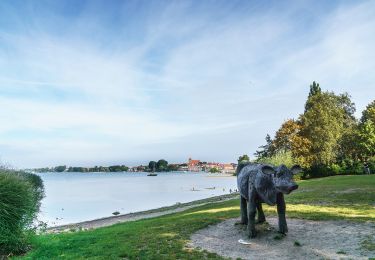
[236,161,250,176]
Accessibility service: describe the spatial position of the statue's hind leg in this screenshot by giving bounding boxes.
[240,196,248,225]
[256,202,266,223]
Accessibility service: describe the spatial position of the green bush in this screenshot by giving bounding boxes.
[256,151,296,168]
[367,157,375,173]
[0,170,44,256]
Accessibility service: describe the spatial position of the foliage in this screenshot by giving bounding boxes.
[20,175,375,259]
[237,154,250,163]
[254,134,274,159]
[156,159,168,172]
[209,167,220,173]
[254,82,375,178]
[272,119,300,153]
[256,151,295,168]
[356,120,375,160]
[0,170,44,256]
[54,165,66,172]
[299,89,349,166]
[108,165,129,172]
[148,161,157,172]
[167,164,179,171]
[360,99,375,124]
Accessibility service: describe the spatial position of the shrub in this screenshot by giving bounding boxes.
[209,167,220,173]
[256,151,296,168]
[0,170,44,256]
[367,157,375,174]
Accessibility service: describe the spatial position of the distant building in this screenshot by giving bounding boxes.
[178,164,189,171]
[222,163,237,174]
[188,158,201,172]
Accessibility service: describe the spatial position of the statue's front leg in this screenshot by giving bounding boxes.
[256,202,266,223]
[276,193,288,234]
[247,192,257,238]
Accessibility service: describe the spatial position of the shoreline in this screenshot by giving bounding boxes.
[47,193,239,233]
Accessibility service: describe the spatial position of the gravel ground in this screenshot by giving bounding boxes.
[189,217,375,260]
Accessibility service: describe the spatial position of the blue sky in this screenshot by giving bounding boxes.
[0,0,374,168]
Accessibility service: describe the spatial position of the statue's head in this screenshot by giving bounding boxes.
[254,164,302,205]
[272,164,301,194]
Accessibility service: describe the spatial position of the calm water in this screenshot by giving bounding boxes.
[37,172,237,226]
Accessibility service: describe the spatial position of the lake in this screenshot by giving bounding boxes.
[37,172,237,226]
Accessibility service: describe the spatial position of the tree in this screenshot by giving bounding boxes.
[254,134,275,159]
[304,81,321,112]
[108,165,128,172]
[237,154,250,163]
[293,83,355,166]
[167,164,179,171]
[209,167,220,173]
[356,120,375,160]
[156,159,168,172]
[148,161,157,172]
[273,119,300,152]
[54,165,66,172]
[361,100,375,124]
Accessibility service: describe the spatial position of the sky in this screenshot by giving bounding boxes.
[0,0,374,168]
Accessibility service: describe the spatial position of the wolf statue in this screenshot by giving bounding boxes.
[236,163,302,238]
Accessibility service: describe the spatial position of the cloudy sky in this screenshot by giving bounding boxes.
[0,0,374,168]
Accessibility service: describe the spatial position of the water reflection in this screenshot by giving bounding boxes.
[37,172,237,226]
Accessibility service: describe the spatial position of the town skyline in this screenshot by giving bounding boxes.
[28,157,239,174]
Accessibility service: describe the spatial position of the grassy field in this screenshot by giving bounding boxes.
[17,175,375,259]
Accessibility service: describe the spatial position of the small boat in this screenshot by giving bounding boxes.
[147,173,158,176]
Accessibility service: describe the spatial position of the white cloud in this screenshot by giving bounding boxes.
[0,1,374,167]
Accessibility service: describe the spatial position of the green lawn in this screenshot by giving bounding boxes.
[18,175,375,259]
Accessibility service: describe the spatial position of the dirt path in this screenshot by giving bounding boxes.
[48,193,239,233]
[189,217,375,260]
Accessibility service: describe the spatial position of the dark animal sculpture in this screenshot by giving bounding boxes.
[236,163,302,238]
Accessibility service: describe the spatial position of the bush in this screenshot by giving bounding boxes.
[302,164,331,179]
[256,151,295,168]
[209,167,220,173]
[367,157,375,174]
[0,170,44,256]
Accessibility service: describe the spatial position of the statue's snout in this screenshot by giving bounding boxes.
[288,184,298,192]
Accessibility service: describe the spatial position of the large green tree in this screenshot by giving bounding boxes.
[297,83,356,167]
[361,100,375,124]
[237,154,250,163]
[356,121,375,160]
[156,159,168,172]
[148,161,157,172]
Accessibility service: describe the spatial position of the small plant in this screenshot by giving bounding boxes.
[112,211,120,216]
[336,250,346,254]
[294,241,302,246]
[273,234,285,240]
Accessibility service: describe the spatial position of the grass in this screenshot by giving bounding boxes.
[17,175,375,259]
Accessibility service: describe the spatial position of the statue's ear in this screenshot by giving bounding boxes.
[291,165,302,175]
[261,165,276,175]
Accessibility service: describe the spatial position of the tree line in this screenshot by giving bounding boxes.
[34,159,180,173]
[254,82,375,178]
